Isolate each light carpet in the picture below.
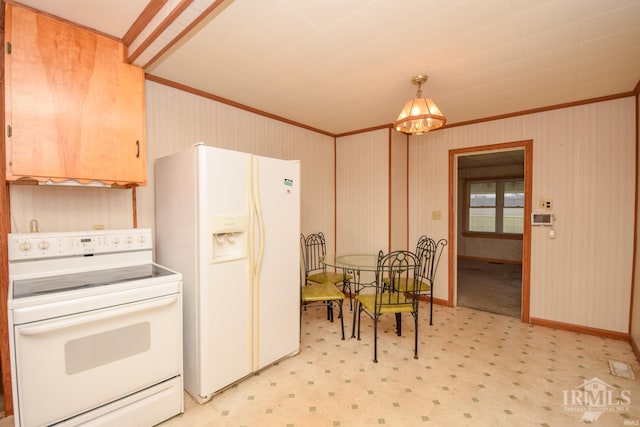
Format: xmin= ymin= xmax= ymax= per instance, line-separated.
xmin=457 ymin=258 xmax=522 ymax=319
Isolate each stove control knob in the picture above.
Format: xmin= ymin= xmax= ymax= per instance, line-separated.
xmin=39 ymin=241 xmax=49 ymax=250
xmin=20 ymin=242 xmax=31 ymax=251
xmin=125 ymin=236 xmax=133 ymax=244
xmin=138 ymin=235 xmax=146 ymax=243
xmin=112 ymin=238 xmax=121 ymax=245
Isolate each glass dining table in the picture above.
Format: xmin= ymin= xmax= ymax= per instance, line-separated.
xmin=321 ymin=253 xmax=380 ymax=273
xmin=321 ymin=253 xmax=381 ymax=338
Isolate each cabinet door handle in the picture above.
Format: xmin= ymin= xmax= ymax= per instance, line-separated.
xmin=136 ymin=140 xmax=140 ymax=158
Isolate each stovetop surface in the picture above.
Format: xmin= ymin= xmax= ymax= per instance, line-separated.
xmin=11 ymin=264 xmax=176 ymax=299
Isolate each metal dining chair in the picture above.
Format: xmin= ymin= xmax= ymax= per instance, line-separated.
xmin=383 ymin=235 xmax=447 ymax=325
xmin=300 ymin=234 xmax=345 ymax=339
xmin=355 ymin=250 xmax=420 ymax=363
xmin=302 ymin=232 xmax=353 ymax=309
xmin=415 ymin=236 xmax=447 ymax=325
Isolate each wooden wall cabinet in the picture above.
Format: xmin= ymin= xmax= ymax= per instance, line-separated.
xmin=4 ymin=4 xmax=147 ymax=185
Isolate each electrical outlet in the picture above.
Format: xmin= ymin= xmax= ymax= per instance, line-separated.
xmin=539 ymin=199 xmax=553 ymax=210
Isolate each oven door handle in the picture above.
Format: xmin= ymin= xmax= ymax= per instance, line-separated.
xmin=17 ymin=295 xmax=179 ymax=336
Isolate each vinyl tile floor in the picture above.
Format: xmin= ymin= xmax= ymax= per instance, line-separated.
xmin=158 ymin=302 xmax=640 ymax=427
xmin=2 ymin=302 xmax=638 ymax=427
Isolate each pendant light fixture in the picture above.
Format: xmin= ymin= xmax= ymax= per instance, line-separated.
xmin=393 ymin=74 xmax=446 ymax=135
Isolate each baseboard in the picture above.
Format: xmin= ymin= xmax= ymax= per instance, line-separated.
xmin=416 ymin=295 xmax=449 ymax=307
xmin=530 ymin=317 xmax=629 ymax=341
xmin=458 ymin=255 xmax=522 ymax=265
xmin=630 ymin=335 xmax=640 ymax=362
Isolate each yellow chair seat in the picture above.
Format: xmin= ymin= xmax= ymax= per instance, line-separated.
xmin=302 ymin=282 xmax=345 ymax=302
xmin=355 ymin=293 xmax=414 ymax=314
xmin=383 ymin=277 xmax=431 ymax=293
xmin=307 ymin=271 xmax=352 ymax=284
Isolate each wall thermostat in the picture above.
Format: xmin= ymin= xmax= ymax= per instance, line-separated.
xmin=532 ymin=211 xmax=553 ymax=226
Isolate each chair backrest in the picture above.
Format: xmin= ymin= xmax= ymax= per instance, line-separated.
xmin=303 ymin=232 xmax=328 ymax=277
xmin=375 ymin=250 xmax=420 ymax=311
xmin=300 ymin=233 xmax=307 ymax=288
xmin=415 ymin=235 xmax=448 ymax=284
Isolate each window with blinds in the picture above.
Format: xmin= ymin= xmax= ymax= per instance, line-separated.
xmin=466 ymin=179 xmax=524 ymax=235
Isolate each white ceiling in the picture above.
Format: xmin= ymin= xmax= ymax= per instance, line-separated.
xmin=14 ymin=0 xmax=640 ymax=135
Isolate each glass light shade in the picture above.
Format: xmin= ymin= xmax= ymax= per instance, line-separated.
xmin=393 ymin=96 xmax=446 ymax=135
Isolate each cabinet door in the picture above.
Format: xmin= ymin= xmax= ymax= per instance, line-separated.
xmin=5 ymin=5 xmax=146 ymax=185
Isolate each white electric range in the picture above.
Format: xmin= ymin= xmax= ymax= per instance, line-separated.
xmin=7 ymin=228 xmax=183 ymax=427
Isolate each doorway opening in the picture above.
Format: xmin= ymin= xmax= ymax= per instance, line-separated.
xmin=448 ymin=141 xmax=532 ymax=322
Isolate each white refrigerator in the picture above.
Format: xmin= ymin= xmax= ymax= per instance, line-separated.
xmin=155 ymin=144 xmax=300 ymax=403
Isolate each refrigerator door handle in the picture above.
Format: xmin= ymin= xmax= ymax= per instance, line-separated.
xmin=248 ymin=156 xmax=255 ymax=279
xmin=252 ymin=156 xmax=265 ymax=279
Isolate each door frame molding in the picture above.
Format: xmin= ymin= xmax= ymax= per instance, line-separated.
xmin=448 ymin=140 xmax=532 ymax=323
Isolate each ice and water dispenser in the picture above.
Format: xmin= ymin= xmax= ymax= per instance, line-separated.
xmin=211 ymin=216 xmax=247 ymax=263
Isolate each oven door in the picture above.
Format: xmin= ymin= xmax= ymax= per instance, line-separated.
xmin=13 ymin=293 xmax=181 ymax=427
